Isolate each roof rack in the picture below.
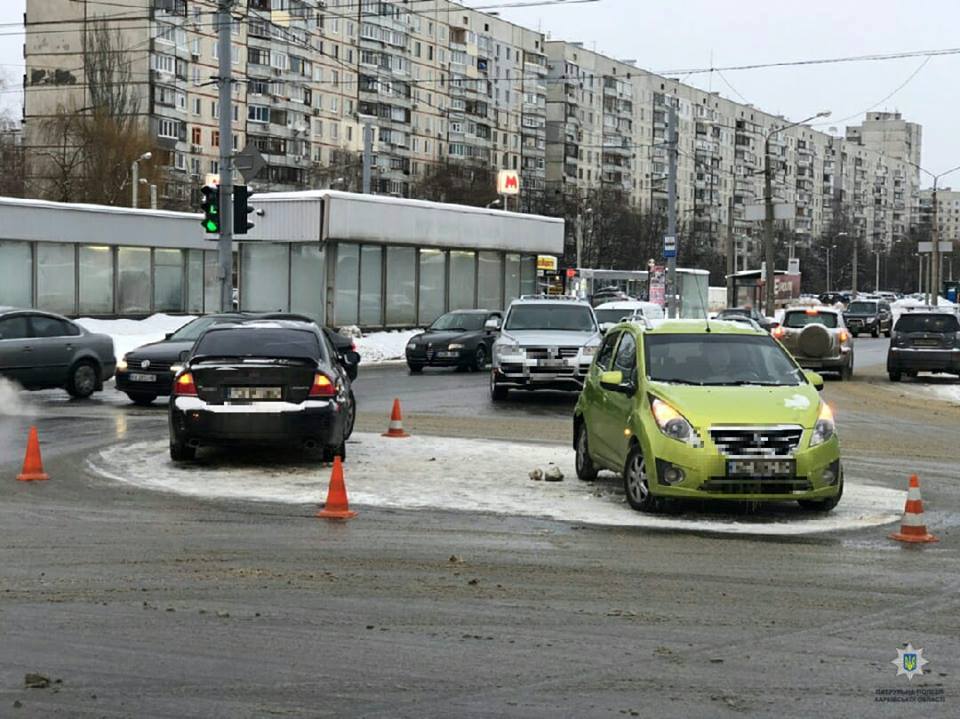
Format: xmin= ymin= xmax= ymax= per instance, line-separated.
xmin=517 ymin=294 xmax=585 ymax=301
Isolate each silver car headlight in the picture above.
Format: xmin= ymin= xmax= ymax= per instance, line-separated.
xmin=650 ymin=397 xmax=702 ymax=447
xmin=581 ymin=345 xmax=598 ymax=357
xmin=810 ymin=402 xmax=835 ymax=447
xmin=494 ymin=341 xmax=521 ymax=362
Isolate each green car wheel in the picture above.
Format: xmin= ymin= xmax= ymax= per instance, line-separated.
xmin=575 ymin=423 xmax=598 ymax=482
xmin=624 ymin=445 xmax=658 ymax=513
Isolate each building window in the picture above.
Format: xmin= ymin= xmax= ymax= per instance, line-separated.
xmin=248 ymin=105 xmax=270 ymax=123
xmin=158 ymin=118 xmax=180 ymax=139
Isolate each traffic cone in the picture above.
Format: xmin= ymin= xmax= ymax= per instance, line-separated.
xmin=889 ymin=475 xmax=938 ymax=544
xmin=382 ymin=398 xmax=410 ymax=438
xmin=16 ymin=426 xmax=49 ymax=482
xmin=317 ymin=456 xmax=357 ymax=520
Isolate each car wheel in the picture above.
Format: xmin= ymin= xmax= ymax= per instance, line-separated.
xmin=472 ymin=345 xmax=487 ymax=372
xmin=839 ymin=362 xmax=853 ymax=381
xmin=127 ymin=392 xmax=157 ymax=406
xmin=575 ymin=422 xmax=598 ymax=482
xmin=490 ymin=372 xmax=508 ymax=401
xmin=66 ymin=360 xmax=98 ymax=399
xmin=170 ymin=439 xmax=196 ymax=462
xmin=343 ymin=391 xmax=356 ymax=440
xmin=798 ymin=478 xmax=843 ymax=512
xmin=888 ymin=370 xmax=902 ymax=382
xmin=623 ymin=444 xmax=658 ymax=512
xmin=884 ymin=328 xmax=892 ymax=338
xmin=871 ymin=327 xmax=879 ymax=338
xmin=408 ymin=363 xmax=424 ymax=374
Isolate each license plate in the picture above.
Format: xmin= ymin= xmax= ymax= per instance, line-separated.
xmin=538 ymin=359 xmax=566 ymax=368
xmin=437 ymin=351 xmax=458 ymax=358
xmin=227 ymin=386 xmax=282 ymax=400
xmin=727 ymin=459 xmax=795 ymax=477
xmin=129 ymin=373 xmax=156 ymax=383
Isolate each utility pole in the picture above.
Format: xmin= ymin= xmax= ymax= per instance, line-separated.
xmin=851 ymin=229 xmax=858 ymax=296
xmin=216 ymin=0 xmax=235 ymax=312
xmin=726 ymin=194 xmax=735 ymax=306
xmin=358 ymin=114 xmax=377 ymax=194
xmin=931 ymin=181 xmax=939 ymax=305
xmin=666 ymin=97 xmax=678 ymax=319
xmin=762 ymin=132 xmax=775 ymax=316
xmin=875 ymin=243 xmax=881 ymax=292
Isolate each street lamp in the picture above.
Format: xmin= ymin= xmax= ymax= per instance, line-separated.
xmin=906 ymin=161 xmax=960 ymax=305
xmin=826 ymin=243 xmax=838 ymax=293
xmin=131 ymin=151 xmax=152 ymax=208
xmin=763 ymin=111 xmax=831 ymax=315
xmin=486 ymin=197 xmax=503 ymax=209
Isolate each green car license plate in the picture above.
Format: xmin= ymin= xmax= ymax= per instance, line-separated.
xmin=727 ymin=459 xmax=795 ymax=477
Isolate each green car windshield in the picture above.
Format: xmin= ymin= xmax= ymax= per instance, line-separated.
xmin=645 ymin=334 xmax=802 ymax=386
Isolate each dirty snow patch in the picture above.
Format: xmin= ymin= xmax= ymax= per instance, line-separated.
xmin=88 ymin=434 xmax=904 ymax=535
xmin=783 ymin=394 xmax=811 ymax=410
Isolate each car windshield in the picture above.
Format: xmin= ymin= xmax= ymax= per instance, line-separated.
xmin=895 ymin=314 xmax=960 ymax=333
xmin=846 ymin=302 xmax=878 ymax=313
xmin=193 ymin=328 xmax=323 ymax=361
xmin=505 ymin=305 xmax=596 ymax=332
xmin=595 ymin=308 xmax=636 ymax=324
xmin=783 ymin=311 xmax=838 ymax=328
xmin=645 ymin=333 xmax=802 ymax=386
xmin=429 ymin=313 xmax=486 ymax=331
xmin=168 ymin=316 xmax=238 ymax=342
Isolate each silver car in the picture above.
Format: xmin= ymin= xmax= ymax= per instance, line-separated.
xmin=490 ymin=296 xmax=601 ymax=400
xmin=773 ymin=307 xmax=854 ymax=380
xmin=0 ymin=307 xmax=116 ymax=398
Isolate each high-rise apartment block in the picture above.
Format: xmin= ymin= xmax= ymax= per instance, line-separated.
xmin=21 ymin=0 xmax=923 ymax=254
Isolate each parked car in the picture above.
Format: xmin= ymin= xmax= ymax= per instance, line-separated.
xmin=405 ymin=309 xmax=502 ymax=373
xmin=715 ymin=314 xmax=763 ymax=331
xmin=0 ymin=307 xmax=115 ymax=399
xmin=490 ymin=296 xmax=601 ymax=400
xmin=118 ymin=312 xmax=359 ymax=405
xmin=818 ymin=292 xmax=850 ymax=307
xmin=168 ymin=320 xmax=358 ymax=462
xmin=715 ymin=306 xmax=777 ymax=332
xmin=773 ymin=307 xmax=854 ymax=380
xmin=843 ymin=299 xmax=893 ymax=338
xmin=590 ymin=288 xmax=632 ymax=307
xmin=594 ymin=300 xmax=665 ymax=331
xmin=573 ymin=319 xmax=842 ymax=513
xmin=886 ymin=310 xmax=960 ymax=382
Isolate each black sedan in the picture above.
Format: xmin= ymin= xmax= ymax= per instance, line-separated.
xmin=118 ymin=312 xmax=358 ymax=405
xmin=169 ymin=320 xmax=358 ymax=463
xmin=405 ymin=310 xmax=501 ymax=373
xmin=715 ymin=307 xmax=777 ymax=332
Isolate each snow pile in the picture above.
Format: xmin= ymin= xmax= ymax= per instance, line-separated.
xmin=76 ymin=314 xmax=194 ymax=360
xmin=89 ymin=433 xmax=906 ymax=536
xmin=355 ymin=329 xmax=421 ymax=364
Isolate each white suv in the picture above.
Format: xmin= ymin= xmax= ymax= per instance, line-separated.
xmin=490 ymin=296 xmax=602 ymax=400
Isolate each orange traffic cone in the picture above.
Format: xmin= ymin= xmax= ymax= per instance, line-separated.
xmin=382 ymin=398 xmax=410 ymax=438
xmin=889 ymin=475 xmax=938 ymax=544
xmin=317 ymin=456 xmax=357 ymax=520
xmin=17 ymin=426 xmax=49 ymax=482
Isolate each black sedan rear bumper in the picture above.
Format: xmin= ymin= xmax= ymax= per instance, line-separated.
xmin=169 ymin=396 xmax=346 ymax=448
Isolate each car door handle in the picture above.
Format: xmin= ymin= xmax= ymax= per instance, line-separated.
xmin=65 ymin=345 xmax=73 ymax=351
xmin=22 ymin=346 xmax=32 ymax=352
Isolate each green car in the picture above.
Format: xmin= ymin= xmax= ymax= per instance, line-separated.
xmin=573 ymin=319 xmax=843 ymax=512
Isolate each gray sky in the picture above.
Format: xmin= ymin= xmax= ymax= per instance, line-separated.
xmin=2 ymin=0 xmax=956 ymax=187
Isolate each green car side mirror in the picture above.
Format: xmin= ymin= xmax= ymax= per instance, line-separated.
xmin=804 ymin=369 xmax=824 ymax=391
xmin=600 ymin=370 xmax=636 ymax=395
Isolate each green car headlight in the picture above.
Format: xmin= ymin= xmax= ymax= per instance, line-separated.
xmin=650 ymin=397 xmax=701 ymax=447
xmin=810 ymin=402 xmax=835 ymax=447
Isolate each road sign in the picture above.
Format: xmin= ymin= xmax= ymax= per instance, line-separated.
xmin=234 ymin=145 xmax=267 ymax=183
xmin=918 ymin=241 xmax=953 ymax=254
xmin=537 ymin=255 xmax=558 ymax=272
xmin=497 ymin=170 xmax=520 ymax=196
xmin=663 ymin=235 xmax=677 ymax=258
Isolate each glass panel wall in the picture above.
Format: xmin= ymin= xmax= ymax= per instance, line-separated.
xmin=36 ymin=243 xmax=75 ymax=315
xmin=504 ymin=253 xmax=521 ymax=307
xmin=78 ymin=246 xmax=114 ymax=314
xmin=203 ymin=251 xmax=219 ymax=312
xmin=117 ymin=247 xmax=151 ymax=314
xmin=333 ymin=242 xmax=360 ymax=326
xmin=520 ymin=255 xmax=537 ymax=296
xmin=477 ymin=251 xmax=503 ymax=310
xmin=186 ymin=250 xmax=204 ymax=313
xmin=418 ymin=248 xmax=446 ymax=325
xmin=153 ymin=249 xmax=184 ymax=312
xmin=0 ymin=241 xmax=32 ymax=307
xmin=448 ymin=250 xmax=475 ymax=310
xmin=359 ymin=245 xmax=383 ymax=327
xmin=385 ymin=246 xmax=416 ymax=325
xmin=240 ymin=243 xmax=289 ymax=312
xmin=290 ymin=244 xmax=324 ymax=320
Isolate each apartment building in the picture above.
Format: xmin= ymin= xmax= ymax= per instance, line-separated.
xmin=920 ymin=188 xmax=960 ymax=244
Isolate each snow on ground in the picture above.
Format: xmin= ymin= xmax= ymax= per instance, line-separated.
xmin=891 ymin=296 xmax=957 ymax=324
xmin=75 ymin=314 xmax=420 ymax=364
xmin=76 ymin=314 xmax=194 ymax=360
xmin=884 ymin=377 xmax=960 ymax=406
xmin=88 ymin=432 xmax=905 ymax=536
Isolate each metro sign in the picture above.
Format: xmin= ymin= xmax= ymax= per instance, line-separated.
xmin=497 ymin=170 xmax=520 ymax=196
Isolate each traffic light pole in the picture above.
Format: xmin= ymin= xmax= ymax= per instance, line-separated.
xmin=666 ymin=98 xmax=678 ymax=319
xmin=217 ymin=0 xmax=235 ymax=312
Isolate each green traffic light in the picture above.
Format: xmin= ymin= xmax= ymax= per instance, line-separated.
xmin=205 ymin=220 xmax=219 ymax=232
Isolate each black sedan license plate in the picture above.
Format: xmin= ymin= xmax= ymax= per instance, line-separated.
xmin=227 ymin=386 xmax=282 ymax=400
xmin=727 ymin=459 xmax=795 ymax=477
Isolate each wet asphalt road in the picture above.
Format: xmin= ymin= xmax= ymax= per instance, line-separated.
xmin=1 ymin=336 xmax=959 ymax=717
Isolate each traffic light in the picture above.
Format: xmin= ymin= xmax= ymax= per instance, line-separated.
xmin=233 ymin=184 xmax=255 ymax=235
xmin=200 ymin=184 xmax=220 ymax=234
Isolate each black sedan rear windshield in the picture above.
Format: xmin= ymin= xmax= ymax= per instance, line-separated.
xmin=645 ymin=334 xmax=801 ymax=386
xmin=193 ymin=328 xmax=323 ymax=361
xmin=895 ymin=314 xmax=960 ymax=333
xmin=783 ymin=311 xmax=838 ymax=328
